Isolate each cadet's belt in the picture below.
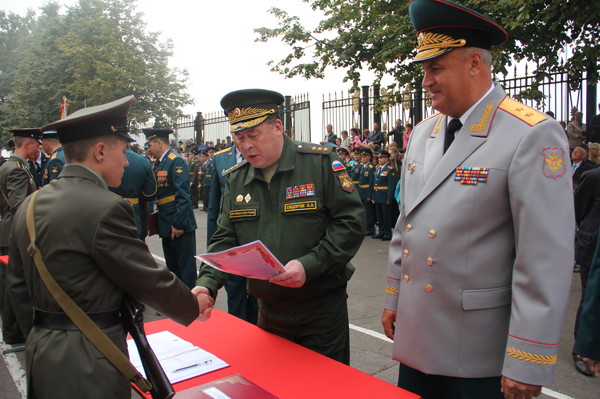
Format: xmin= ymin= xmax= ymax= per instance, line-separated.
xmin=156 ymin=195 xmax=175 ymax=205
xmin=358 ymin=184 xmax=370 ymax=188
xmin=34 ymin=308 xmax=121 ymax=331
xmin=374 ymin=186 xmax=388 ymax=190
xmin=124 ymin=197 xmax=139 ymax=205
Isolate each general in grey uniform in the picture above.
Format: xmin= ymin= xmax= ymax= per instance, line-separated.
xmin=382 ymin=1 xmax=575 ymax=398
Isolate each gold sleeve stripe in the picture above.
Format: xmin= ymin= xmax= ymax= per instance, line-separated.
xmin=506 ymin=347 xmax=557 ymax=365
xmin=385 ymin=286 xmax=399 ymax=295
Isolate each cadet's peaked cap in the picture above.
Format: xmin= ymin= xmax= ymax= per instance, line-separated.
xmin=220 ymin=89 xmax=284 ymax=134
xmin=9 ymin=128 xmax=42 ymax=142
xmin=42 ymin=130 xmax=59 ymax=140
xmin=378 ymin=149 xmax=391 ymax=157
xmin=361 ymin=148 xmax=373 ymax=156
xmin=142 ymin=128 xmax=173 ymax=142
xmin=409 ymin=0 xmax=507 ymax=62
xmin=42 ymin=95 xmax=135 ymax=144
xmin=337 ymin=147 xmax=349 ymax=155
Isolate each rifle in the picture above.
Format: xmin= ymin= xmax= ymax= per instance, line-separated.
xmin=122 ymin=296 xmax=175 ymax=399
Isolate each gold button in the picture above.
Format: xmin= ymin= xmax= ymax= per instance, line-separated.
xmin=425 ymin=284 xmax=433 ymax=293
xmin=426 ymin=257 xmax=433 ymax=266
xmin=403 ymin=249 xmax=409 ymax=257
xmin=403 ymin=275 xmax=410 ymax=283
xmin=428 ymin=229 xmax=436 ymax=238
xmin=406 ymin=224 xmax=413 ymax=232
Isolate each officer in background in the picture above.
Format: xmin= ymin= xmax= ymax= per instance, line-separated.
xmin=7 ymin=96 xmax=211 ymax=399
xmin=207 ymin=141 xmax=258 ymax=324
xmin=195 ymin=89 xmax=365 ymax=364
xmin=108 ymin=144 xmax=157 ymax=240
xmin=144 ymin=128 xmax=198 ymax=288
xmin=371 ymin=150 xmax=398 ymax=241
xmin=187 ymin=149 xmax=201 ymax=209
xmin=0 ymin=128 xmax=40 ymax=344
xmin=41 ymin=130 xmax=65 ymax=186
xmin=382 ymin=1 xmax=574 ymax=398
xmin=358 ymin=148 xmax=376 ymax=235
xmin=201 ymin=147 xmax=215 ymax=212
xmin=349 ymin=147 xmax=364 ymax=181
xmin=28 ymin=141 xmax=47 ymax=189
xmin=336 ymin=147 xmax=352 ymax=172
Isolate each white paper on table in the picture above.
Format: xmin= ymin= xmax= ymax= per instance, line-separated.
xmin=127 ymin=330 xmax=229 ymax=384
xmin=195 ymin=240 xmax=285 ymax=280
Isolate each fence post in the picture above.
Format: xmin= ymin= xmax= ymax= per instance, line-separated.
xmin=412 ymin=84 xmax=423 ymax=125
xmin=284 ymin=95 xmax=292 ymax=136
xmin=361 ymin=85 xmax=370 ymax=131
xmin=586 ymin=63 xmax=598 ymax=129
xmin=373 ymin=85 xmax=381 ymax=127
xmin=194 ymin=112 xmax=203 ymax=144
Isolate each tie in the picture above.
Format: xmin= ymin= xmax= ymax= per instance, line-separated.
xmin=444 ymin=118 xmax=462 ymax=153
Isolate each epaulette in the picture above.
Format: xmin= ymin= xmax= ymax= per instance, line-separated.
xmin=223 ymin=160 xmax=248 ymax=176
xmin=167 ymin=152 xmax=178 ymax=160
xmin=214 ymin=147 xmax=230 ymax=156
xmin=498 ymin=97 xmax=547 ymax=126
xmin=296 ymin=142 xmax=332 ymax=154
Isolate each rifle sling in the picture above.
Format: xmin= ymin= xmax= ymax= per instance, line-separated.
xmin=25 ymin=190 xmax=152 ymax=394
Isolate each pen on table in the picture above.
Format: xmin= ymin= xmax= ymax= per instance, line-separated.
xmin=174 ymin=359 xmax=213 ymax=372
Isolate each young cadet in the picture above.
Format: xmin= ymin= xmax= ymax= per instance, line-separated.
xmin=382 ymin=1 xmax=574 ymax=398
xmin=194 ymin=89 xmax=365 ymax=364
xmin=7 ymin=96 xmax=212 ymax=399
xmin=371 ymin=149 xmax=398 ymax=241
xmin=40 ymin=130 xmax=65 ymax=185
xmin=358 ymin=148 xmax=376 ymax=235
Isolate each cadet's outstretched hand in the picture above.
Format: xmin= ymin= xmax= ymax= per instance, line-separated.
xmin=191 ymin=286 xmax=214 ymax=321
xmin=501 ymin=376 xmax=541 ymax=399
xmin=269 ymin=259 xmax=306 ymax=288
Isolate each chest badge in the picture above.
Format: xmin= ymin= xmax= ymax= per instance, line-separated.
xmin=236 ymin=195 xmax=244 ymax=203
xmin=244 ymin=193 xmax=251 ymax=203
xmin=454 ymin=167 xmax=489 ymax=185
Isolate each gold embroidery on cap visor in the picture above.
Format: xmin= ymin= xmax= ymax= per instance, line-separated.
xmin=227 ymin=106 xmax=276 ymax=133
xmin=414 ymin=32 xmax=467 ymax=61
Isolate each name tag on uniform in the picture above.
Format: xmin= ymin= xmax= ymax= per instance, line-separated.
xmin=230 ymin=209 xmax=257 ymax=219
xmin=283 ymin=200 xmax=317 ymax=213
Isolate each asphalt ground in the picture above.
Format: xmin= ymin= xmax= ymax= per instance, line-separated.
xmin=1 ymin=207 xmax=599 ymax=398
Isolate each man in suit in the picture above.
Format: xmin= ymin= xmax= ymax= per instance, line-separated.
xmin=0 ymin=128 xmax=41 ymax=344
xmin=144 ymin=128 xmax=198 ymax=288
xmin=41 ymin=130 xmax=65 ymax=185
xmin=7 ymin=96 xmax=213 ymax=399
xmin=207 ymin=143 xmax=258 ymax=324
xmin=381 ymin=1 xmax=575 ymax=398
xmin=571 ymin=146 xmax=596 ymax=191
xmin=572 ymin=167 xmax=600 ymax=375
xmin=108 ymin=145 xmax=157 ymax=240
xmin=367 ymin=122 xmax=384 ymax=146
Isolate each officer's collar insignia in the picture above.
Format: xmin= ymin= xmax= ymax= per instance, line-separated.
xmin=244 ymin=193 xmax=251 ymax=203
xmin=454 ymin=167 xmax=489 ymax=185
xmin=286 ymin=184 xmax=315 ymax=200
xmin=469 ymin=103 xmax=495 ymax=136
xmin=337 ymin=172 xmax=355 ymax=193
xmin=542 ymin=147 xmax=566 ymax=179
xmin=332 ymin=160 xmax=346 ymax=172
xmin=236 ymin=195 xmax=244 ymax=203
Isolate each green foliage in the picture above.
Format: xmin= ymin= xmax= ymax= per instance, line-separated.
xmin=0 ymin=0 xmax=192 ymax=146
xmin=255 ymin=0 xmax=599 ymax=104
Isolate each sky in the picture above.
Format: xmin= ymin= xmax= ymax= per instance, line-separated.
xmin=1 ymin=0 xmax=379 ymax=139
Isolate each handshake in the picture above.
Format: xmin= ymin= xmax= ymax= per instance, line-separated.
xmin=191 ymin=286 xmax=214 ymax=321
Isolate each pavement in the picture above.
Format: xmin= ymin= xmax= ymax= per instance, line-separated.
xmin=1 ymin=207 xmax=599 ymax=398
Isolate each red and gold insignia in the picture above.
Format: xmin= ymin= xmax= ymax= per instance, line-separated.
xmin=337 ymin=172 xmax=354 ymax=193
xmin=175 ymin=166 xmax=183 ymax=174
xmin=541 ymin=147 xmax=566 ymax=178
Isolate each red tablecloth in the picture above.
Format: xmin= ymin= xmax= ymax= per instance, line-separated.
xmin=0 ymin=255 xmax=8 ymax=265
xmin=141 ymin=309 xmax=419 ymax=398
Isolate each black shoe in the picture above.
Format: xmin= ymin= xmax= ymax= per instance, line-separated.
xmin=573 ymin=353 xmax=593 ymax=376
xmin=372 ymin=234 xmax=384 ymax=239
xmin=381 ymin=236 xmax=392 ymax=241
xmin=365 ymin=231 xmax=375 ymax=236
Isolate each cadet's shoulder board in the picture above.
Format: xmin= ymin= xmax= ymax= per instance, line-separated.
xmin=498 ymin=97 xmax=547 ymax=126
xmin=223 ymin=160 xmax=248 ymax=176
xmin=214 ymin=148 xmax=230 ymax=156
xmin=296 ymin=142 xmax=332 ymax=154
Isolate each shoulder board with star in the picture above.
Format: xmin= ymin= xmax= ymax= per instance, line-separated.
xmin=498 ymin=97 xmax=548 ymax=126
xmin=214 ymin=148 xmax=230 ymax=156
xmin=223 ymin=160 xmax=248 ymax=176
xmin=167 ymin=152 xmax=178 ymax=160
xmin=296 ymin=142 xmax=332 ymax=154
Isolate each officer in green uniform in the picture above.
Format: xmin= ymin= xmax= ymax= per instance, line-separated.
xmin=194 ymin=89 xmax=365 ymax=364
xmin=201 ymin=147 xmax=215 ymax=211
xmin=187 ymin=149 xmax=201 ymax=208
xmin=357 ymin=148 xmax=376 ymax=235
xmin=371 ymin=150 xmax=398 ymax=241
xmin=336 ymin=147 xmax=352 ymax=173
xmin=41 ymin=130 xmax=65 ymax=185
xmin=0 ymin=128 xmax=40 ymax=344
xmin=349 ymin=147 xmax=364 ymax=183
xmin=7 ymin=96 xmax=212 ymax=399
xmin=144 ymin=128 xmax=198 ymax=288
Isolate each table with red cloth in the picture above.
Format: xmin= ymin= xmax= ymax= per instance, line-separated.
xmin=139 ymin=309 xmax=419 ymax=398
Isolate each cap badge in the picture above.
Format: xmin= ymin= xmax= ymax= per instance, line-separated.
xmin=416 ymin=32 xmax=466 ymax=61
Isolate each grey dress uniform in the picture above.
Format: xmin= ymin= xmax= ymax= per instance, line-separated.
xmin=385 ymin=84 xmax=575 ymax=386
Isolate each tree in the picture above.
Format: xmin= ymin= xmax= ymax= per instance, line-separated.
xmin=255 ymin=0 xmax=599 ymax=106
xmin=0 ymin=0 xmax=192 ymax=145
